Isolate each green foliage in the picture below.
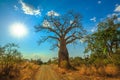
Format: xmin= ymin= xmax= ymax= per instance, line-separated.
xmin=51 ymin=57 xmax=58 ymax=64
xmin=84 ymin=16 xmax=120 ymax=66
xmin=111 ymin=49 xmax=120 ymax=65
xmin=70 ymin=57 xmax=84 ymax=66
xmin=86 ymin=49 xmax=120 ymax=67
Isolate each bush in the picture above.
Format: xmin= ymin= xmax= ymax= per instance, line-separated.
xmin=90 ymin=66 xmax=97 ymax=75
xmin=97 ymin=66 xmax=106 ymax=76
xmin=70 ymin=57 xmax=84 ymax=66
xmin=105 ymin=64 xmax=119 ymax=76
xmin=0 ymin=43 xmax=22 ymax=80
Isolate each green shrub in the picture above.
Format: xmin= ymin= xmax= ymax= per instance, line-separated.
xmin=70 ymin=57 xmax=84 ymax=66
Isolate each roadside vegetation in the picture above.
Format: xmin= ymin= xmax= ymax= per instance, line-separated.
xmin=0 ymin=43 xmax=42 ymax=80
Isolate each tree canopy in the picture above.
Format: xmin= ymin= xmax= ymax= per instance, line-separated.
xmin=85 ymin=16 xmax=120 ymax=60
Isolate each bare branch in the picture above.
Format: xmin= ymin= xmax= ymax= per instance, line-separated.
xmin=48 ymin=36 xmax=60 ymax=41
xmin=50 ymin=43 xmax=60 ymax=50
xmin=37 ymin=37 xmax=49 ymax=45
xmin=35 ymin=25 xmax=61 ymax=37
xmin=66 ymin=36 xmax=81 ymax=44
xmin=64 ymin=17 xmax=82 ymax=37
xmin=65 ymin=32 xmax=76 ymax=41
xmin=35 ymin=11 xmax=85 ymax=48
xmin=66 ymin=37 xmax=76 ymax=44
xmin=53 ymin=21 xmax=63 ymax=36
xmin=64 ymin=20 xmax=76 ymax=36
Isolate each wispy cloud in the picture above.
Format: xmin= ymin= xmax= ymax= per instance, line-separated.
xmin=90 ymin=17 xmax=96 ymax=22
xmin=14 ymin=5 xmax=19 ymax=10
xmin=98 ymin=1 xmax=101 ymax=4
xmin=47 ymin=10 xmax=59 ymax=16
xmin=114 ymin=5 xmax=120 ymax=12
xmin=42 ymin=20 xmax=50 ymax=27
xmin=19 ymin=0 xmax=41 ymax=16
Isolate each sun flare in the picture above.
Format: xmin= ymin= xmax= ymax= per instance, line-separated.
xmin=10 ymin=22 xmax=28 ymax=38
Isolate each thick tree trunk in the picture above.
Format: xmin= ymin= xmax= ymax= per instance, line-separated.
xmin=58 ymin=38 xmax=71 ymax=69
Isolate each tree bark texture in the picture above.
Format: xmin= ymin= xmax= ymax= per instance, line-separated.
xmin=58 ymin=38 xmax=71 ymax=68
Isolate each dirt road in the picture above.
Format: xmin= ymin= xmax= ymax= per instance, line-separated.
xmin=33 ymin=65 xmax=60 ymax=80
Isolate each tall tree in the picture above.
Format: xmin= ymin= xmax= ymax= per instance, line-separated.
xmin=35 ymin=11 xmax=85 ymax=68
xmin=85 ymin=16 xmax=120 ymax=59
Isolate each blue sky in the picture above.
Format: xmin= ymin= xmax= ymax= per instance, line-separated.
xmin=0 ymin=0 xmax=120 ymax=61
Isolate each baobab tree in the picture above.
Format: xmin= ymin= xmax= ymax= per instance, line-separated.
xmin=35 ymin=11 xmax=85 ymax=68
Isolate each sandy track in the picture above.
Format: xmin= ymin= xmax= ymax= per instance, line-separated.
xmin=33 ymin=65 xmax=60 ymax=80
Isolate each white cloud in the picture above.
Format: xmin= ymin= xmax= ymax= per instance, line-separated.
xmin=115 ymin=4 xmax=119 ymax=7
xmin=91 ymin=27 xmax=97 ymax=32
xmin=14 ymin=5 xmax=18 ymax=10
xmin=80 ymin=38 xmax=85 ymax=43
xmin=91 ymin=28 xmax=95 ymax=32
xmin=80 ymin=36 xmax=88 ymax=43
xmin=114 ymin=5 xmax=120 ymax=12
xmin=90 ymin=17 xmax=96 ymax=22
xmin=42 ymin=20 xmax=50 ymax=27
xmin=112 ymin=13 xmax=119 ymax=16
xmin=98 ymin=1 xmax=101 ymax=4
xmin=47 ymin=10 xmax=59 ymax=16
xmin=107 ymin=13 xmax=119 ymax=18
xmin=70 ymin=20 xmax=73 ymax=24
xmin=107 ymin=14 xmax=111 ymax=17
xmin=19 ymin=0 xmax=41 ymax=16
xmin=117 ymin=18 xmax=120 ymax=22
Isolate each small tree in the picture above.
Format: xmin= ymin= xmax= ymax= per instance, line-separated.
xmin=35 ymin=11 xmax=85 ymax=68
xmin=0 ymin=43 xmax=22 ymax=78
xmin=36 ymin=58 xmax=43 ymax=65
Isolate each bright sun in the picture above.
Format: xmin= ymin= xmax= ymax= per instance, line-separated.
xmin=10 ymin=22 xmax=28 ymax=38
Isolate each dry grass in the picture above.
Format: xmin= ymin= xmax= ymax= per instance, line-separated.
xmin=52 ymin=64 xmax=120 ymax=80
xmin=79 ymin=65 xmax=87 ymax=75
xmin=2 ymin=63 xmax=119 ymax=80
xmin=105 ymin=64 xmax=119 ymax=76
xmin=0 ymin=62 xmax=38 ymax=80
xmin=0 ymin=63 xmax=20 ymax=80
xmin=17 ymin=62 xmax=40 ymax=80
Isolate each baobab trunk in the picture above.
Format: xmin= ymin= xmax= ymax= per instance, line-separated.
xmin=58 ymin=38 xmax=71 ymax=68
